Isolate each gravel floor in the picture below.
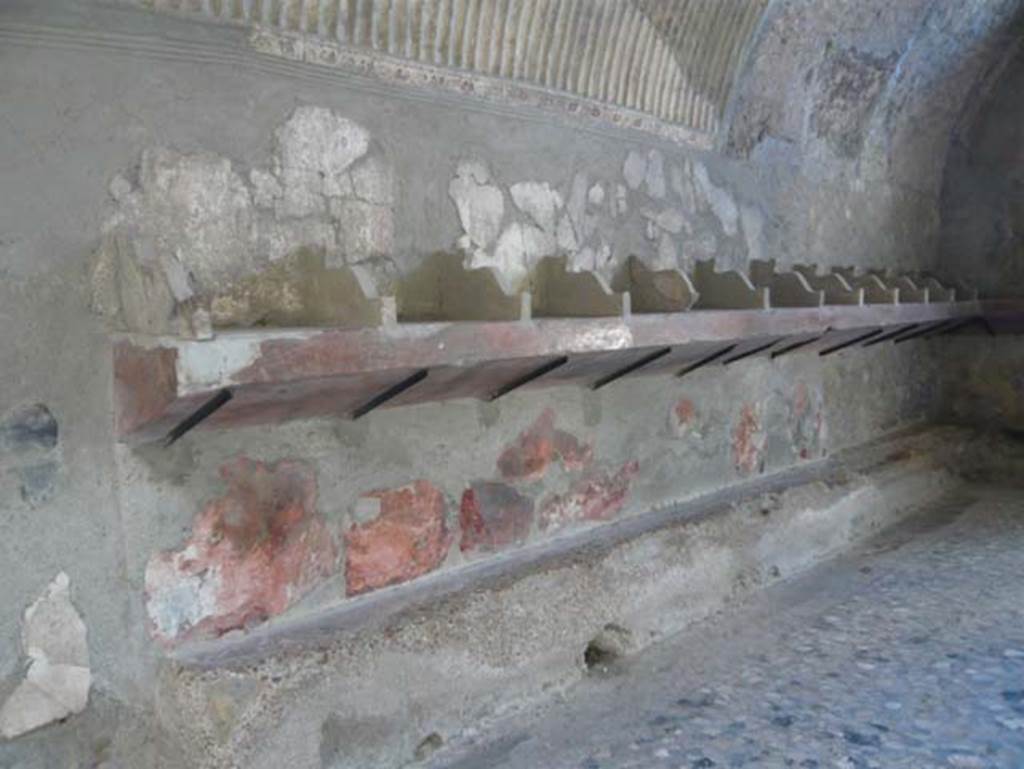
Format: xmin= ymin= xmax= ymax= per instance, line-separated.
xmin=431 ymin=486 xmax=1024 ymax=769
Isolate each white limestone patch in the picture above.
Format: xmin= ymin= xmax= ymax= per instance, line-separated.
xmin=257 ymin=215 xmax=337 ymax=264
xmin=741 ymin=205 xmax=765 ymax=263
xmin=144 ymin=556 xmax=221 ymax=642
xmin=159 ymin=250 xmax=196 ymax=302
xmin=449 ymin=160 xmax=505 ymax=252
xmin=177 ymin=336 xmax=264 ymax=391
xmin=483 ymin=222 xmax=556 ymax=288
xmin=623 ymin=150 xmax=647 ymax=190
xmin=657 ymin=233 xmax=678 ymax=269
xmin=614 ymin=184 xmax=628 ymax=217
xmin=556 ymin=215 xmax=578 ymax=253
xmin=510 ymin=181 xmax=563 ymax=233
xmin=138 ymin=148 xmax=258 ymax=286
xmin=694 ymin=162 xmax=739 ymax=237
xmin=351 ymin=155 xmax=395 ymax=206
xmin=647 ymin=208 xmax=687 ymax=235
xmin=566 ymin=172 xmax=590 ymax=240
xmin=330 ymin=199 xmax=394 ymax=263
xmin=250 ymin=168 xmax=283 ymax=208
xmin=274 ymin=105 xmax=370 ymax=213
xmin=644 ymin=149 xmax=666 ymax=199
xmin=94 ymin=106 xmax=397 ymax=334
xmin=108 ymin=173 xmax=133 ymax=202
xmin=0 ymin=573 xmax=91 ymax=740
xmin=569 ymin=238 xmax=611 ymax=273
xmin=670 ymin=161 xmax=698 ymax=213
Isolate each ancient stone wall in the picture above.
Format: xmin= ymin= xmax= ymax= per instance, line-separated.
xmin=0 ymin=0 xmax=1021 ymax=764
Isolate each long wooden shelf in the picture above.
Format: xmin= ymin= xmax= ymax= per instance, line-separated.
xmin=113 ymin=299 xmax=1022 ymax=445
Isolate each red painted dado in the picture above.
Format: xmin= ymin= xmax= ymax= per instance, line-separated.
xmin=345 ymin=480 xmax=453 ymax=596
xmin=144 ymin=457 xmax=338 ymax=646
xmin=460 ymin=482 xmax=535 ymax=553
xmin=733 ymin=403 xmax=766 ymax=475
xmin=497 ymin=408 xmax=593 ymax=481
xmin=789 ymin=381 xmax=826 ymax=460
xmin=539 ymin=460 xmax=640 ymax=530
xmin=674 ymin=398 xmax=696 ymax=427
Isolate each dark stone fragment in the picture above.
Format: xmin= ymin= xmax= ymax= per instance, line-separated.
xmin=692 ymin=759 xmax=715 ymax=769
xmin=810 ymin=47 xmax=897 ymax=158
xmin=1002 ymin=690 xmax=1024 ymax=713
xmin=0 ymin=404 xmax=58 ymax=454
xmin=18 ymin=461 xmax=58 ymax=506
xmin=842 ymin=729 xmax=881 ymax=748
xmin=772 ymin=715 xmax=795 ymax=728
xmin=676 ymin=694 xmax=715 ymax=708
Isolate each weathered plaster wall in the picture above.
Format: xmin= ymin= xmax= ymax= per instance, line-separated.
xmin=940 ymin=44 xmax=1024 ymax=297
xmin=0 ymin=0 xmax=1021 ymax=765
xmin=726 ymin=0 xmax=1024 ymax=275
xmin=935 ymin=41 xmax=1024 ymax=432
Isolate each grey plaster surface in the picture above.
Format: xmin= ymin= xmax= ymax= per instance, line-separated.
xmin=940 ymin=41 xmax=1024 ymax=298
xmin=429 ymin=485 xmax=1024 ymax=769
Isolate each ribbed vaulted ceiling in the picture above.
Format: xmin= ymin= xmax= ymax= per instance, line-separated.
xmin=139 ymin=0 xmax=768 ymax=134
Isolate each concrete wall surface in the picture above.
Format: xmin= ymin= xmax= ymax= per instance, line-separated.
xmin=1 ymin=0 xmax=1023 ymax=765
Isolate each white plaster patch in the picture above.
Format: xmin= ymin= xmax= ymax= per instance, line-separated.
xmin=680 ymin=229 xmax=720 ymax=269
xmin=274 ymin=106 xmax=370 ymax=203
xmin=0 ymin=573 xmax=91 ymax=739
xmin=670 ymin=161 xmax=698 ymax=213
xmin=96 ymin=107 xmax=396 ymax=333
xmin=139 ymin=148 xmax=258 ymax=286
xmin=657 ymin=233 xmax=678 ymax=269
xmin=330 ymin=199 xmax=393 ymax=262
xmin=457 ymin=158 xmax=491 ymax=185
xmin=741 ymin=205 xmax=765 ymax=263
xmin=478 ymin=222 xmax=556 ymax=288
xmin=571 ymin=245 xmax=597 ymax=272
xmin=449 ymin=160 xmax=505 ymax=250
xmin=510 ymin=181 xmax=563 ymax=233
xmin=353 ymin=496 xmax=383 ymax=524
xmin=645 ymin=150 xmax=666 ymax=199
xmin=256 ymin=215 xmax=337 ymax=263
xmin=569 ymin=239 xmax=611 ymax=273
xmin=556 ymin=214 xmax=578 ymax=253
xmin=693 ymin=162 xmax=739 ymax=237
xmin=566 ymin=172 xmax=588 ymax=237
xmin=623 ymin=150 xmax=647 ymax=190
xmin=648 ymin=208 xmax=686 ymax=235
xmin=614 ymin=184 xmax=629 ymax=217
xmin=177 ymin=337 xmax=263 ymax=391
xmin=144 ymin=558 xmax=221 ymax=641
xmin=250 ymin=168 xmax=282 ymax=208
xmin=350 ymin=155 xmax=394 ymax=206
xmin=108 ymin=173 xmax=133 ymax=202
xmin=587 ymin=183 xmax=605 ymax=207
xmin=159 ymin=250 xmax=195 ymax=302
